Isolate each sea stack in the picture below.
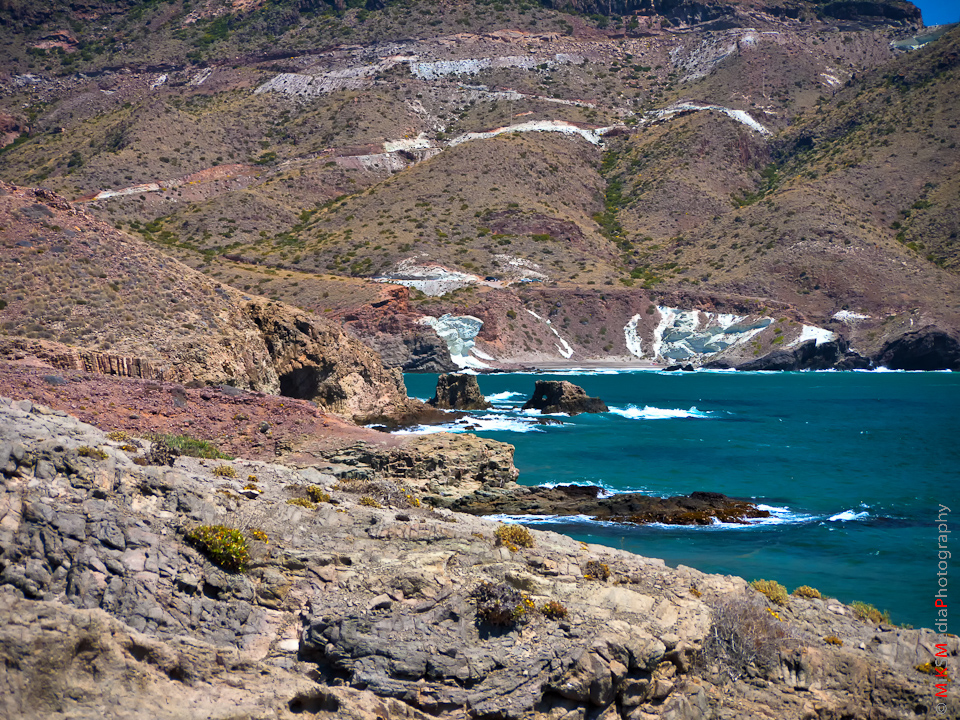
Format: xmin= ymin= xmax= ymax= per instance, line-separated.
xmin=522 ymin=380 xmax=608 ymax=415
xmin=428 ymin=373 xmax=491 ymax=410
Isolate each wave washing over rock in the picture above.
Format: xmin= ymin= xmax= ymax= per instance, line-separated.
xmin=0 ymin=395 xmax=957 ymax=720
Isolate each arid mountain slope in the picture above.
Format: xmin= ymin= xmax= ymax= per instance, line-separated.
xmin=0 ymin=0 xmax=957 ymax=368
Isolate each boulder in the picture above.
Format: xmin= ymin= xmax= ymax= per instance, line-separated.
xmin=521 ymin=380 xmax=608 ymax=415
xmin=428 ymin=373 xmax=490 ymax=410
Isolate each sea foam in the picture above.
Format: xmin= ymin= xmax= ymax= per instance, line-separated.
xmin=609 ymin=405 xmax=712 ymax=420
xmin=828 ymin=510 xmax=870 ymax=522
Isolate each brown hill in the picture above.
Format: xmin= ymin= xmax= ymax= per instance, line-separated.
xmin=0 ymin=182 xmax=411 ymax=418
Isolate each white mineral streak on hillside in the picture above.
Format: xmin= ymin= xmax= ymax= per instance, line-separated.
xmin=410 ymin=53 xmax=582 ymax=80
xmin=90 ymin=183 xmax=162 ymax=200
xmin=448 ymin=120 xmax=616 ymax=147
xmin=789 ymin=325 xmax=837 ymax=347
xmin=189 ymin=68 xmax=213 ymax=86
xmin=334 ymin=152 xmax=413 ymax=173
xmin=256 ymin=53 xmax=583 ymax=98
xmin=255 ymin=56 xmax=414 ymax=98
xmin=624 ymin=314 xmax=644 ymax=358
xmin=652 ymin=307 xmax=773 ymax=362
xmin=650 ymin=102 xmax=771 ymax=135
xmin=670 ymin=29 xmax=759 ymax=81
xmin=151 ymin=74 xmax=167 ymax=89
xmin=833 ymin=310 xmax=871 ymax=323
xmin=418 ymin=314 xmax=489 ymax=369
xmin=525 ymin=310 xmax=574 ymax=359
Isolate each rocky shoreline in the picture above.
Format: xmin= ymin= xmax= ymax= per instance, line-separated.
xmin=1 ymin=388 xmax=957 ymax=720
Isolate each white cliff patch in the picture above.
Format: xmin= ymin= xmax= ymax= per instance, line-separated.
xmin=375 ymin=258 xmax=478 ymax=296
xmin=833 ymin=310 xmax=871 ymax=323
xmin=383 ymin=133 xmax=435 ymax=152
xmin=151 ymin=74 xmax=167 ymax=89
xmin=418 ymin=314 xmax=489 ymax=369
xmin=525 ymin=310 xmax=573 ymax=359
xmin=652 ymin=307 xmax=773 ymax=363
xmin=789 ymin=325 xmax=837 ymax=347
xmin=624 ymin=314 xmax=644 ymax=358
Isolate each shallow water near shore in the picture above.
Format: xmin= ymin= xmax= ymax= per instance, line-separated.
xmin=402 ymin=370 xmax=960 ymax=629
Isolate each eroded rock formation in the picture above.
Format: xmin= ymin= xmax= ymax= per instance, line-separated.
xmin=522 ymin=380 xmax=609 ymax=415
xmin=428 ymin=373 xmax=491 ymax=410
xmin=244 ymin=300 xmax=411 ymax=420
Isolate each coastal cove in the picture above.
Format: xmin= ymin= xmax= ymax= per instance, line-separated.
xmin=402 ymin=370 xmax=960 ymax=630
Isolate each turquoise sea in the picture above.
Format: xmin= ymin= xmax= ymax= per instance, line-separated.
xmin=401 ymin=370 xmax=960 ymax=630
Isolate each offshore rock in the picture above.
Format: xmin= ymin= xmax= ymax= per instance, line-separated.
xmin=733 ymin=338 xmax=871 ymax=371
xmin=428 ymin=373 xmax=491 ymax=410
xmin=873 ymin=327 xmax=960 ymax=371
xmin=447 ymin=486 xmax=771 ymax=525
xmin=522 ymin=380 xmax=608 ymax=415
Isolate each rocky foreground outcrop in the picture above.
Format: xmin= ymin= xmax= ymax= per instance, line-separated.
xmin=0 ymin=397 xmax=957 ymax=720
xmin=522 ymin=380 xmax=609 ymax=415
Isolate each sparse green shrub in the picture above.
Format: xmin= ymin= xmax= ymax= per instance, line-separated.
xmin=77 ymin=446 xmax=108 ymax=460
xmin=583 ymin=560 xmax=610 ymax=581
xmin=824 ymin=635 xmax=843 ymax=646
xmin=792 ymin=585 xmax=822 ymax=599
xmin=851 ymin=601 xmax=891 ymax=624
xmin=213 ymin=465 xmax=237 ymax=478
xmin=359 ymin=496 xmax=382 ymax=508
xmin=185 ymin=525 xmax=249 ymax=572
xmin=540 ymin=600 xmax=569 ymax=620
xmin=751 ymin=579 xmax=789 ymax=606
xmin=471 ymin=581 xmax=534 ymax=627
xmin=107 ymin=430 xmax=130 ymax=442
xmin=495 ymin=523 xmax=534 ymax=550
xmin=151 ymin=433 xmax=231 ymax=460
xmin=306 ymin=486 xmax=331 ymax=503
xmin=690 ymin=586 xmax=703 ymax=598
xmin=286 ymin=498 xmax=316 ymax=509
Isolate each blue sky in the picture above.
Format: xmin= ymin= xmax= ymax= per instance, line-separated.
xmin=914 ymin=0 xmax=959 ymax=26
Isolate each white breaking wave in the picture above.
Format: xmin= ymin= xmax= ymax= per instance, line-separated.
xmin=389 ymin=413 xmax=554 ymax=435
xmin=608 ymin=405 xmax=713 ymax=420
xmin=828 ymin=510 xmax=870 ymax=522
xmin=487 ymin=391 xmax=526 ymax=402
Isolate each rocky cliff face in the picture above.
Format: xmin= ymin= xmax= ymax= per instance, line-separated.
xmin=0 ymin=397 xmax=956 ymax=720
xmin=244 ymin=300 xmax=411 ymax=420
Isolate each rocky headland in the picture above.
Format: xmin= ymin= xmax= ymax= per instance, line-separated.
xmin=0 ymin=383 xmax=956 ymax=720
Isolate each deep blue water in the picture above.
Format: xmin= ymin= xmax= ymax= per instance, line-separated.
xmin=402 ymin=370 xmax=960 ymax=629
